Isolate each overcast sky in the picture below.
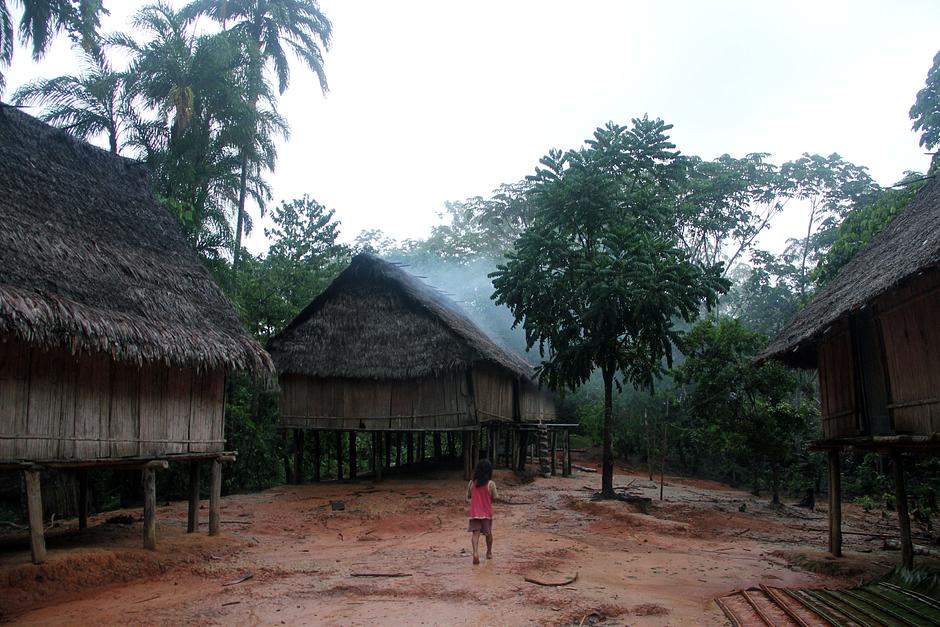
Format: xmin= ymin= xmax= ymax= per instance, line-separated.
xmin=5 ymin=0 xmax=939 ymax=256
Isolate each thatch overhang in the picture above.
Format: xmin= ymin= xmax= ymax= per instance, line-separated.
xmin=760 ymin=175 xmax=940 ymax=368
xmin=0 ymin=104 xmax=273 ymax=377
xmin=268 ymin=253 xmax=535 ymax=381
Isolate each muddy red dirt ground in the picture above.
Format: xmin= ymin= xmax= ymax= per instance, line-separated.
xmin=0 ymin=463 xmax=918 ymax=625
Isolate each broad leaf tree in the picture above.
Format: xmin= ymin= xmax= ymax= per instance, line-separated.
xmin=911 ymin=49 xmax=940 ymax=166
xmin=492 ymin=117 xmax=727 ymax=498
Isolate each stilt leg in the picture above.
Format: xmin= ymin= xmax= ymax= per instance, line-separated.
xmin=209 ymin=458 xmax=222 ymax=537
xmin=293 ymin=429 xmax=305 ymax=484
xmin=827 ymin=449 xmax=842 ymax=557
xmin=143 ymin=467 xmax=156 ymax=549
xmin=349 ymin=431 xmax=358 ymax=480
xmin=187 ymin=461 xmax=199 ymax=533
xmin=892 ymin=450 xmax=913 ymax=569
xmin=78 ymin=469 xmax=89 ymax=531
xmin=24 ymin=469 xmax=46 ymax=564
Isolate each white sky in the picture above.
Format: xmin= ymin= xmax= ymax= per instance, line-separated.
xmin=5 ymin=0 xmax=939 ymax=257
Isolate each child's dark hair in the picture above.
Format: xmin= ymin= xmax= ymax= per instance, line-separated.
xmin=473 ymin=458 xmax=493 ymax=487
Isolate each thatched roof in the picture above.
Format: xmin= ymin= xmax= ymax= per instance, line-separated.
xmin=761 ymin=174 xmax=940 ymax=367
xmin=268 ymin=253 xmax=535 ymax=380
xmin=0 ymin=104 xmax=273 ymax=376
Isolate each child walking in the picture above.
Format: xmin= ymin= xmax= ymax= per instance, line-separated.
xmin=467 ymin=458 xmax=497 ymax=565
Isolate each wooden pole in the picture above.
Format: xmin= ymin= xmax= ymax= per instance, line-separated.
xmin=462 ymin=432 xmax=471 ymax=480
xmin=564 ymin=429 xmax=572 ymax=476
xmin=375 ymin=432 xmax=384 ymax=482
xmin=143 ymin=466 xmax=156 ymax=550
xmin=418 ymin=432 xmax=425 ymax=463
xmin=827 ymin=449 xmax=842 ymax=557
xmin=396 ymin=432 xmax=402 ymax=467
xmin=447 ymin=432 xmax=455 ymax=458
xmin=349 ymin=432 xmax=358 ymax=480
xmin=433 ymin=432 xmax=442 ymax=461
xmin=209 ymin=458 xmax=222 ymax=537
xmin=518 ymin=430 xmax=528 ymax=471
xmin=24 ymin=469 xmax=46 ymax=564
xmin=78 ymin=469 xmax=89 ymax=531
xmin=488 ymin=427 xmax=496 ymax=461
xmin=384 ymin=432 xmax=391 ymax=468
xmin=187 ymin=461 xmax=200 ymax=533
xmin=892 ymin=450 xmax=914 ymax=569
xmin=293 ymin=429 xmax=305 ymax=484
xmin=335 ymin=431 xmax=344 ymax=480
xmin=407 ymin=432 xmax=414 ymax=466
xmin=550 ymin=431 xmax=557 ymax=476
xmin=312 ymin=431 xmax=321 ymax=482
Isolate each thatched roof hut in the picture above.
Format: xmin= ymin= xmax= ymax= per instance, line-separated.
xmin=0 ymin=104 xmax=272 ymax=559
xmin=761 ymin=174 xmax=940 ymax=565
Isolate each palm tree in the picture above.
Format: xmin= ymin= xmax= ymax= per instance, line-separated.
xmin=13 ymin=48 xmax=126 ymax=153
xmin=183 ymin=0 xmax=332 ymax=270
xmin=1 ymin=0 xmax=104 ymax=93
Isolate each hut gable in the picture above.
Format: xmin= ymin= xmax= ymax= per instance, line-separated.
xmin=0 ymin=104 xmax=272 ymax=376
xmin=761 ymin=175 xmax=940 ymax=366
xmin=268 ymin=254 xmax=534 ymax=380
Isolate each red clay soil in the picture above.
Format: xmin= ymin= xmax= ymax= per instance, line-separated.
xmin=0 ymin=464 xmax=919 ymax=626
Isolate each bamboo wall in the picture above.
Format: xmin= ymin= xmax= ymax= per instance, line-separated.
xmin=0 ymin=336 xmax=225 ymax=463
xmin=818 ymin=327 xmax=858 ymax=440
xmin=279 ymin=371 xmax=477 ymax=431
xmin=471 ymin=364 xmax=516 ymax=423
xmin=519 ymin=381 xmax=557 ymax=423
xmin=875 ymin=270 xmax=940 ymax=436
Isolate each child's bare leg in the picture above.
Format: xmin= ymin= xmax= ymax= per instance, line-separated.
xmin=471 ymin=530 xmax=481 ymax=564
xmin=485 ymin=533 xmax=493 ymax=559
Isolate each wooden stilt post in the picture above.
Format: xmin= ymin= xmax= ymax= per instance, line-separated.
xmin=563 ymin=429 xmax=572 ymax=477
xmin=24 ymin=469 xmax=46 ymax=564
xmin=78 ymin=469 xmax=89 ymax=531
xmin=488 ymin=427 xmax=496 ymax=461
xmin=313 ymin=431 xmax=321 ymax=482
xmin=335 ymin=431 xmax=344 ymax=480
xmin=827 ymin=449 xmax=842 ymax=557
xmin=892 ymin=450 xmax=914 ymax=569
xmin=375 ymin=432 xmax=384 ymax=482
xmin=396 ymin=432 xmax=402 ymax=467
xmin=349 ymin=431 xmax=358 ymax=480
xmin=209 ymin=458 xmax=222 ymax=537
xmin=187 ymin=461 xmax=200 ymax=533
xmin=384 ymin=432 xmax=391 ymax=468
xmin=143 ymin=466 xmax=157 ymax=550
xmin=433 ymin=432 xmax=442 ymax=461
xmin=293 ymin=429 xmax=305 ymax=484
xmin=550 ymin=431 xmax=557 ymax=476
xmin=407 ymin=432 xmax=414 ymax=466
xmin=418 ymin=432 xmax=425 ymax=463
xmin=447 ymin=432 xmax=455 ymax=458
xmin=462 ymin=432 xmax=471 ymax=480
xmin=518 ymin=430 xmax=528 ymax=471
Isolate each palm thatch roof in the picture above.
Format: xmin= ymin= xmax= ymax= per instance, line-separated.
xmin=761 ymin=174 xmax=940 ymax=367
xmin=268 ymin=253 xmax=535 ymax=380
xmin=0 ymin=104 xmax=273 ymax=376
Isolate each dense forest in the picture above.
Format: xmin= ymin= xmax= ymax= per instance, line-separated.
xmin=2 ymin=1 xmax=940 ymax=520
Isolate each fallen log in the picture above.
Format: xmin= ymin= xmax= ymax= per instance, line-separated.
xmin=524 ymin=572 xmax=579 ymax=587
xmin=350 ymin=572 xmax=412 ymax=578
xmin=572 ymin=465 xmax=597 ymax=473
xmin=883 ymin=538 xmax=940 ymax=557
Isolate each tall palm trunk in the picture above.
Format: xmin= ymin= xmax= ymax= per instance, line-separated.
xmin=233 ymin=152 xmax=249 ymax=270
xmin=232 ymin=23 xmax=264 ymax=273
xmin=601 ymin=365 xmax=616 ymax=498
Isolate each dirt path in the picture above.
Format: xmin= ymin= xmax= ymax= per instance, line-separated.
xmin=0 ymin=466 xmax=906 ymax=626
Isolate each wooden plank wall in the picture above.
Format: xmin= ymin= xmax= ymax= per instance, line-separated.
xmin=818 ymin=328 xmax=858 ymax=439
xmin=471 ymin=364 xmax=515 ymax=423
xmin=279 ymin=371 xmax=475 ymax=431
xmin=876 ymin=273 xmax=940 ymax=436
xmin=0 ymin=336 xmax=225 ymax=463
xmin=519 ymin=383 xmax=557 ymax=423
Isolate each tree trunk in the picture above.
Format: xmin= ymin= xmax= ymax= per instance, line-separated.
xmin=233 ymin=154 xmax=249 ymax=271
xmin=601 ymin=367 xmax=615 ymax=498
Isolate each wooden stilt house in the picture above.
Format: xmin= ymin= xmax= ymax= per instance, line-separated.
xmin=0 ymin=105 xmax=273 ymax=563
xmin=761 ymin=174 xmax=940 ymax=568
xmin=268 ymin=254 xmax=566 ymax=481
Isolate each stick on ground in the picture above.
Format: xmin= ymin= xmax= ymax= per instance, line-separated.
xmin=524 ymin=573 xmax=579 ymax=587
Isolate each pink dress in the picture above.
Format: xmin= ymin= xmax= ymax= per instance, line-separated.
xmin=467 ymin=480 xmax=496 ymax=534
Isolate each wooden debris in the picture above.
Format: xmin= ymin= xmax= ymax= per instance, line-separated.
xmin=221 ymin=601 xmax=241 ymax=607
xmin=134 ymin=595 xmax=160 ymax=604
xmin=572 ymin=465 xmax=597 ymax=473
xmin=350 ymin=572 xmax=412 ymax=578
xmin=223 ymin=574 xmax=253 ymax=586
xmin=524 ymin=572 xmax=579 ymax=587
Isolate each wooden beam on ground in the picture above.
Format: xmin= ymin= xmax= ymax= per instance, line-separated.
xmin=293 ymin=429 xmax=305 ymax=484
xmin=209 ymin=458 xmax=222 ymax=537
xmin=188 ymin=461 xmax=200 ymax=533
xmin=78 ymin=469 xmax=89 ymax=531
xmin=24 ymin=469 xmax=46 ymax=564
xmin=143 ymin=466 xmax=157 ymax=550
xmin=892 ymin=450 xmax=914 ymax=569
xmin=827 ymin=449 xmax=842 ymax=557
xmin=349 ymin=432 xmax=358 ymax=480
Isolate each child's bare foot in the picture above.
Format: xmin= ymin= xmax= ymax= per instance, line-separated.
xmin=486 ymin=552 xmax=493 ymax=559
xmin=472 ymin=556 xmax=480 ymax=565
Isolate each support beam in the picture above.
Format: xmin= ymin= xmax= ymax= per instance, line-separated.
xmin=209 ymin=458 xmax=222 ymax=537
xmin=312 ymin=431 xmax=321 ymax=482
xmin=374 ymin=432 xmax=384 ymax=482
xmin=349 ymin=432 xmax=358 ymax=480
xmin=24 ymin=469 xmax=46 ymax=564
xmin=563 ymin=430 xmax=572 ymax=477
xmin=488 ymin=427 xmax=496 ymax=461
xmin=335 ymin=431 xmax=344 ymax=480
xmin=892 ymin=450 xmax=914 ymax=569
xmin=143 ymin=466 xmax=156 ymax=550
xmin=550 ymin=431 xmax=557 ymax=476
xmin=517 ymin=430 xmax=528 ymax=471
xmin=396 ymin=432 xmax=402 ymax=467
xmin=462 ymin=432 xmax=471 ymax=480
xmin=447 ymin=432 xmax=455 ymax=458
xmin=407 ymin=432 xmax=414 ymax=466
xmin=433 ymin=432 xmax=442 ymax=461
xmin=384 ymin=432 xmax=391 ymax=469
xmin=293 ymin=429 xmax=305 ymax=484
xmin=827 ymin=449 xmax=842 ymax=557
xmin=78 ymin=469 xmax=89 ymax=531
xmin=187 ymin=461 xmax=200 ymax=533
